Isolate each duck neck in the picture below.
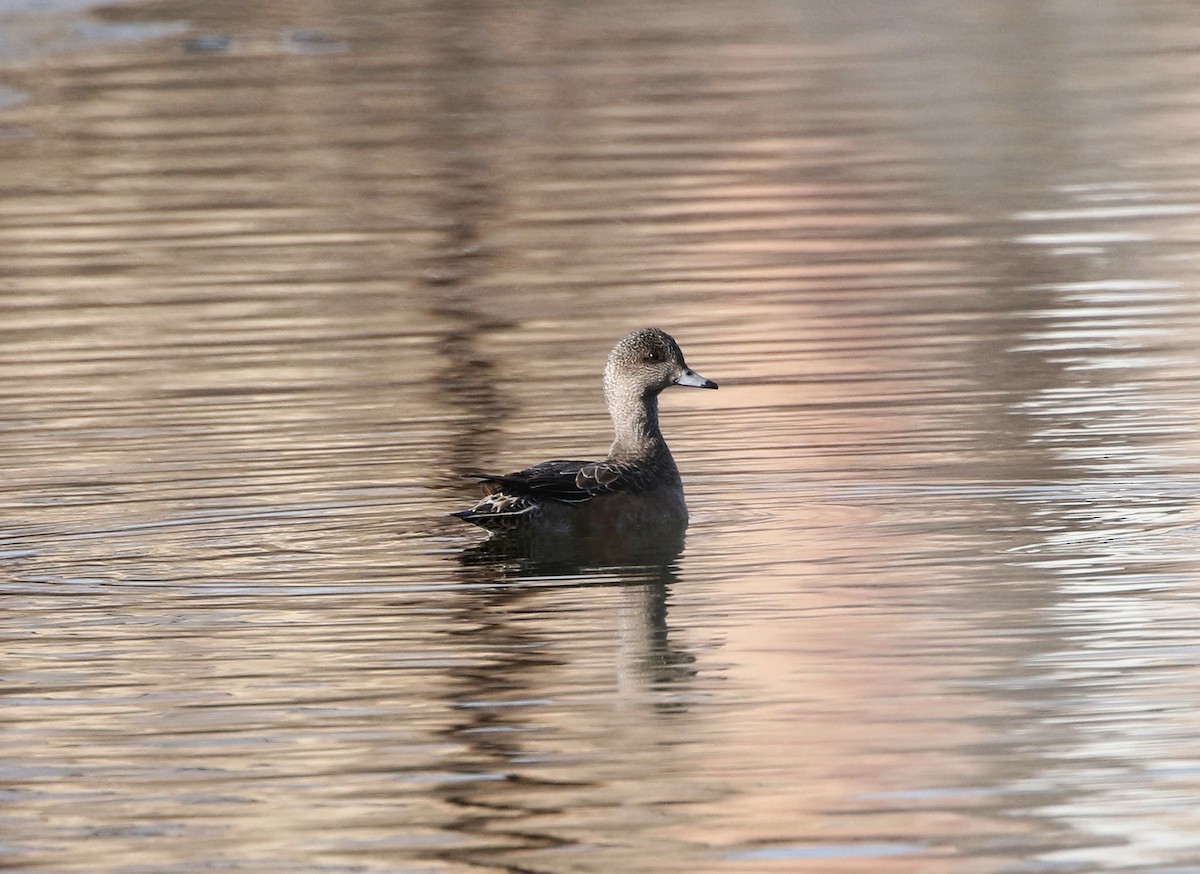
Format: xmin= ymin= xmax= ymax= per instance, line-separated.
xmin=605 ymin=385 xmax=673 ymax=467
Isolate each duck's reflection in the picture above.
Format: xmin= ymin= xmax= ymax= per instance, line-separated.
xmin=426 ymin=526 xmax=697 ymax=869
xmin=458 ymin=521 xmax=695 ymax=690
xmin=460 ymin=517 xmax=684 ymax=571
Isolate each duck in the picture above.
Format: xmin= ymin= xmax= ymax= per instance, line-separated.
xmin=453 ymin=327 xmax=717 ymax=536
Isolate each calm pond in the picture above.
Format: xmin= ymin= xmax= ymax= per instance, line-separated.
xmin=3 ymin=1 xmax=1200 ymax=871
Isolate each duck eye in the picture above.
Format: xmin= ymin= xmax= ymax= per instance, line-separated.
xmin=644 ymin=350 xmax=661 ymax=363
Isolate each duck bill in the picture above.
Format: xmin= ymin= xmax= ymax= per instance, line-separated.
xmin=675 ymin=368 xmax=718 ymax=389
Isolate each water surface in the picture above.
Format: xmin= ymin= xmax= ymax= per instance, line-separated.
xmin=4 ymin=1 xmax=1200 ymax=871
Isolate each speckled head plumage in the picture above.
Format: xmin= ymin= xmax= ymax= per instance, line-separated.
xmin=604 ymin=327 xmax=718 ymax=399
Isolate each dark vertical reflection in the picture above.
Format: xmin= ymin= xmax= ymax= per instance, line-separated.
xmin=431 ymin=580 xmax=574 ymax=872
xmin=411 ymin=4 xmax=559 ymax=868
xmin=420 ymin=0 xmax=514 ymax=492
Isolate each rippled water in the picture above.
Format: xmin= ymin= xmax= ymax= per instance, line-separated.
xmin=5 ymin=1 xmax=1200 ymax=871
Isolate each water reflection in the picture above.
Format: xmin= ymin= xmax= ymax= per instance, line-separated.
xmin=456 ymin=520 xmax=693 ymax=691
xmin=437 ymin=536 xmax=696 ymax=870
xmin=460 ymin=521 xmax=686 ymax=571
xmin=4 ymin=0 xmax=1200 ymax=871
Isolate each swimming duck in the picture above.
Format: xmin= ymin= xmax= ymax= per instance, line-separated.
xmin=454 ymin=327 xmax=717 ymax=535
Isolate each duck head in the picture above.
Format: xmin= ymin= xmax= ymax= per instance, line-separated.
xmin=604 ymin=327 xmax=718 ymax=399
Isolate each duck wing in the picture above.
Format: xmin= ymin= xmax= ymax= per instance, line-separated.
xmin=466 ymin=458 xmax=650 ymax=504
xmin=465 ymin=460 xmax=594 ymax=504
xmin=573 ymin=460 xmax=657 ymax=495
